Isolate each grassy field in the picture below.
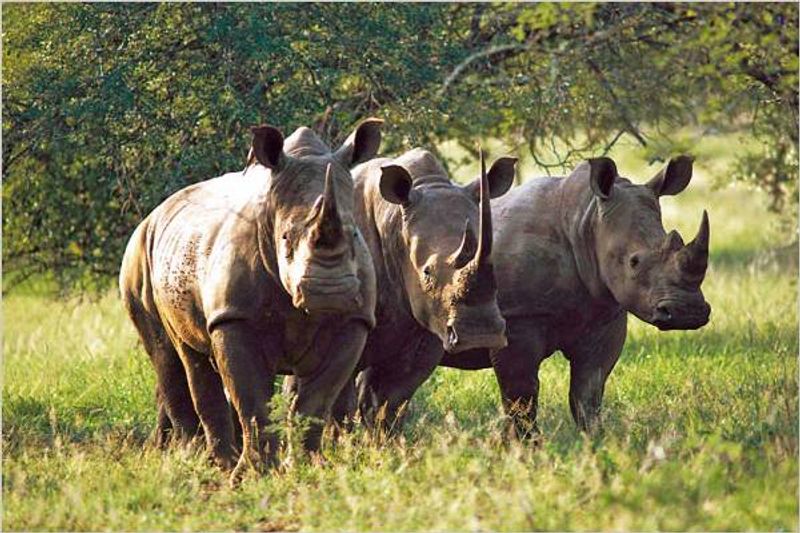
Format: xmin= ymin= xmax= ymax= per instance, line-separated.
xmin=4 ymin=138 xmax=798 ymax=531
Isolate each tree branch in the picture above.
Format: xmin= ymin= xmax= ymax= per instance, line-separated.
xmin=440 ymin=43 xmax=530 ymax=95
xmin=586 ymin=58 xmax=648 ymax=148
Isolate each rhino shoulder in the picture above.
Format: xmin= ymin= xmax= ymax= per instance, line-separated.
xmin=142 ymin=170 xmax=274 ymax=338
xmin=199 ymin=213 xmax=279 ymax=334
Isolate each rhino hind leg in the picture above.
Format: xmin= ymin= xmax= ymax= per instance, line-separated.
xmin=124 ymin=299 xmax=202 ymax=445
xmin=154 ymin=387 xmax=173 ymax=448
xmin=174 ymin=342 xmax=237 ymax=470
xmin=490 ymin=322 xmax=550 ymax=441
xmin=563 ymin=315 xmax=627 ymax=432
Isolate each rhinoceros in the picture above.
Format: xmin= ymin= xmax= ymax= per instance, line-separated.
xmin=345 ymin=148 xmax=517 ymax=425
xmin=427 ymin=156 xmax=711 ymax=436
xmin=119 ymin=119 xmax=383 ymax=481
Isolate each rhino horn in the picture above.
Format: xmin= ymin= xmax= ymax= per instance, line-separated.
xmin=313 ymin=164 xmax=344 ymax=247
xmin=449 ymin=219 xmax=477 ymax=269
xmin=475 ymin=147 xmax=493 ymax=267
xmin=683 ymin=210 xmax=710 ymax=274
xmin=663 ymin=229 xmax=685 ymax=253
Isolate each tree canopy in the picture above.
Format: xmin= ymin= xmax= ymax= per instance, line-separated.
xmin=3 ymin=3 xmax=797 ymax=290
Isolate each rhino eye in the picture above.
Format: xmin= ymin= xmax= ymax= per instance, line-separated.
xmin=629 ymin=254 xmax=640 ymax=269
xmin=422 ymin=265 xmax=435 ymax=291
xmin=281 ymin=231 xmax=293 ymax=259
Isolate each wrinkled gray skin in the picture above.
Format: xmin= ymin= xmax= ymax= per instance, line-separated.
xmin=119 ymin=119 xmax=382 ymax=483
xmin=345 ymin=148 xmax=517 ymax=425
xmin=438 ymin=156 xmax=711 ymax=436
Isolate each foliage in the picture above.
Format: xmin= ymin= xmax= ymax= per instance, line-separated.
xmin=3 ymin=3 xmax=798 ymax=290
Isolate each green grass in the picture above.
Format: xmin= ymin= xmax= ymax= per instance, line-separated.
xmin=4 ymin=136 xmax=798 ymax=530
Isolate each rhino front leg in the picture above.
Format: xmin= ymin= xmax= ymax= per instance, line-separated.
xmin=294 ymin=320 xmax=367 ymax=453
xmin=356 ymin=333 xmax=442 ymax=431
xmin=331 ymin=376 xmax=357 ymax=429
xmin=210 ymin=321 xmax=278 ymax=484
xmin=563 ymin=315 xmax=627 ymax=432
xmin=491 ymin=323 xmax=549 ymax=440
xmin=284 ymin=368 xmax=357 ymax=436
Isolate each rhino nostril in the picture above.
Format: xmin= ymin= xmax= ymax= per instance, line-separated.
xmin=655 ymin=303 xmax=672 ymax=322
xmin=447 ymin=325 xmax=459 ymax=347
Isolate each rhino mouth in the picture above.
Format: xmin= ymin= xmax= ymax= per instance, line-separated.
xmin=443 ymin=317 xmax=508 ymax=354
xmin=301 ymin=274 xmax=358 ymax=290
xmin=295 ymin=274 xmax=361 ymax=314
xmin=650 ymin=299 xmax=711 ymax=330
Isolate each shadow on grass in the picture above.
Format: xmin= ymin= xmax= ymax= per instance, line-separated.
xmin=3 ymin=394 xmax=153 ymax=452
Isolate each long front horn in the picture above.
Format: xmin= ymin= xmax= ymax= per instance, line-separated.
xmin=683 ymin=210 xmax=710 ymax=274
xmin=313 ymin=164 xmax=343 ymax=247
xmin=475 ymin=147 xmax=493 ymax=266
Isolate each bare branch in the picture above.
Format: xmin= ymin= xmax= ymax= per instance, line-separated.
xmin=586 ymin=58 xmax=648 ymax=148
xmin=440 ymin=43 xmax=530 ymax=95
xmin=601 ymin=130 xmax=626 ymax=156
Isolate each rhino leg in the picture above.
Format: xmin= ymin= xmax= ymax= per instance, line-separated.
xmin=124 ymin=299 xmax=201 ymax=445
xmin=209 ymin=321 xmax=278 ymax=484
xmin=294 ymin=320 xmax=368 ymax=453
xmin=284 ymin=370 xmax=356 ymax=439
xmin=330 ymin=376 xmax=357 ymax=430
xmin=174 ymin=342 xmax=236 ymax=470
xmin=491 ymin=322 xmax=549 ymax=440
xmin=154 ymin=387 xmax=172 ymax=448
xmin=563 ymin=315 xmax=627 ymax=432
xmin=356 ymin=333 xmax=442 ymax=431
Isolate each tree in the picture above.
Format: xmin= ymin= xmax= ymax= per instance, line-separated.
xmin=3 ymin=3 xmax=797 ymax=291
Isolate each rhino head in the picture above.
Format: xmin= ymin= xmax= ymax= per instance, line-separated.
xmin=249 ymin=119 xmax=382 ymax=315
xmin=379 ymin=148 xmax=516 ymax=352
xmin=587 ymin=156 xmax=711 ymax=330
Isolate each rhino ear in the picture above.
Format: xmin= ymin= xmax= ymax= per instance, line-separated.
xmin=250 ymin=125 xmax=285 ymax=171
xmin=588 ymin=157 xmax=617 ymax=200
xmin=336 ymin=117 xmax=384 ymax=166
xmin=647 ymin=155 xmax=694 ymax=196
xmin=380 ymin=164 xmax=414 ymax=205
xmin=465 ymin=156 xmax=518 ymax=201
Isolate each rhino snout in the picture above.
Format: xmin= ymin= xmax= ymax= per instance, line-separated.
xmin=294 ymin=274 xmax=361 ymax=314
xmin=650 ymin=298 xmax=711 ymax=330
xmin=443 ymin=313 xmax=508 ymax=354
